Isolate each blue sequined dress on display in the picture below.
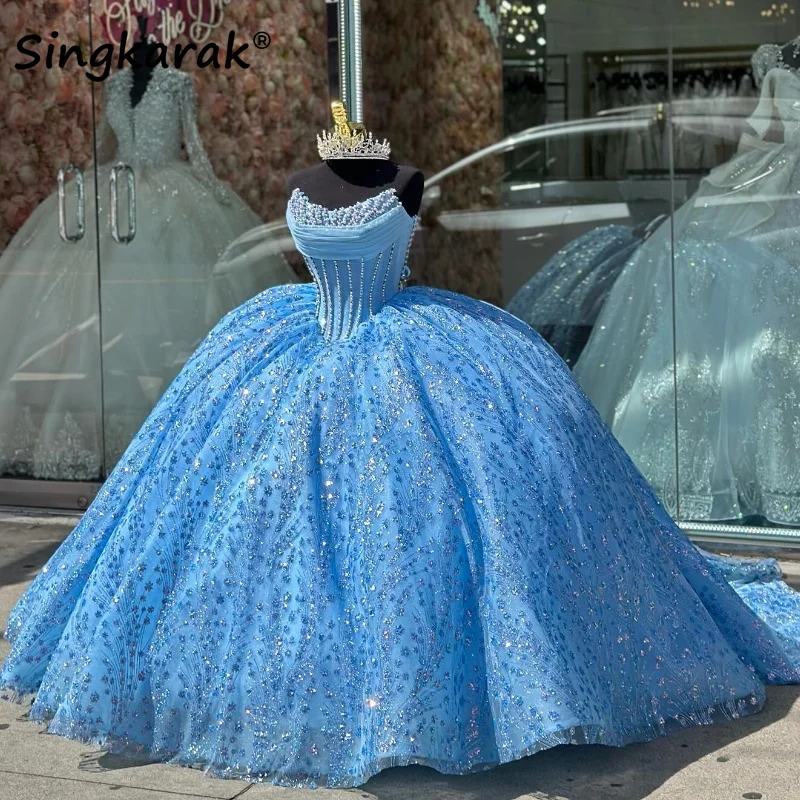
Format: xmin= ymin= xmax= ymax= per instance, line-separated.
xmin=2 ymin=187 xmax=800 ymax=788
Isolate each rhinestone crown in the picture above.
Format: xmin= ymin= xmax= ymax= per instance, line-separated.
xmin=317 ymin=101 xmax=391 ymax=161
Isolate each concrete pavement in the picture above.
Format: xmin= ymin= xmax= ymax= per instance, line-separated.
xmin=1 ymin=514 xmax=799 ymax=800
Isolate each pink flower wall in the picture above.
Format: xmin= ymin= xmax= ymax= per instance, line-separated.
xmin=0 ymin=0 xmax=95 ymax=249
xmin=0 ymin=0 xmax=329 ymax=251
xmin=165 ymin=0 xmax=329 ymax=224
xmin=362 ymin=0 xmax=503 ymax=303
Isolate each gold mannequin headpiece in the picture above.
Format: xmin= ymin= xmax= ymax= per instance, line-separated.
xmin=317 ymin=101 xmax=391 ymax=160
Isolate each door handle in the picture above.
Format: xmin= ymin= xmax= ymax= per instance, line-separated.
xmin=518 ymin=232 xmax=550 ymax=240
xmin=517 ymin=232 xmax=552 ymax=246
xmin=57 ymin=164 xmax=85 ymax=243
xmin=110 ymin=163 xmax=136 ymax=244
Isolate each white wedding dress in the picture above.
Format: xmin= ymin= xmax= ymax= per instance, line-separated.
xmin=0 ymin=67 xmax=296 ymax=481
xmin=574 ymin=43 xmax=800 ymax=526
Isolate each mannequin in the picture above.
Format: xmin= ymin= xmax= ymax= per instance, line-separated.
xmin=287 ymin=156 xmax=424 ymax=217
xmin=747 ymin=37 xmax=800 ymax=143
xmin=129 ymin=16 xmax=158 ymax=107
xmin=288 ymin=101 xmax=423 ymax=216
xmin=779 ymin=38 xmax=800 ymax=69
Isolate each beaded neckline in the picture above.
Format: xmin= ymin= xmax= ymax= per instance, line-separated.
xmin=752 ymin=40 xmax=800 ymax=85
xmin=111 ymin=66 xmax=181 ymax=109
xmin=287 ymin=187 xmax=411 ymax=228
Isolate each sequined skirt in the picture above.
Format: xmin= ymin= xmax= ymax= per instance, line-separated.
xmin=2 ymin=284 xmax=799 ymax=787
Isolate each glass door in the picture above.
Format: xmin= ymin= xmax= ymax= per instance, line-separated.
xmin=667 ymin=13 xmax=800 ymax=545
xmin=92 ymin=4 xmax=325 ymax=477
xmin=0 ymin=1 xmax=104 ymax=510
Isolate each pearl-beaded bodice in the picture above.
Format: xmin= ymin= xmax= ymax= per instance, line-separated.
xmin=286 ymin=189 xmax=418 ymax=341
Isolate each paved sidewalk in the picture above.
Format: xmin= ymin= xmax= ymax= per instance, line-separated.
xmin=0 ymin=516 xmax=799 ymax=800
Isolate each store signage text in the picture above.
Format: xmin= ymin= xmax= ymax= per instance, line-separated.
xmin=101 ymin=0 xmax=235 ymax=47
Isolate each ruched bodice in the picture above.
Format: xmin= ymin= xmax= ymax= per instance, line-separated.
xmin=286 ymin=188 xmax=418 ymax=341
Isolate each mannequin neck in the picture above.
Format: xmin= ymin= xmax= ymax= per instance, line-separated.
xmin=779 ymin=38 xmax=800 ymax=69
xmin=129 ymin=44 xmax=156 ymax=107
xmin=287 ymin=160 xmax=425 ymax=216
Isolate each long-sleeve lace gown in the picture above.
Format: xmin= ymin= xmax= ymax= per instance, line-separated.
xmin=0 ymin=67 xmax=296 ymax=480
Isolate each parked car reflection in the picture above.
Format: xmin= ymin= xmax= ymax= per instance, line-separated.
xmin=216 ymin=99 xmax=773 ymax=368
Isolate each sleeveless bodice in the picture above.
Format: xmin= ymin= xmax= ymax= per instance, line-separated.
xmin=286 ymin=188 xmax=418 ymax=341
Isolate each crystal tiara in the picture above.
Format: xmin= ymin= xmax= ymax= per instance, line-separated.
xmin=317 ymin=101 xmax=391 ymax=161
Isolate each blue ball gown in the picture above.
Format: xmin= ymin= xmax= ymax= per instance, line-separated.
xmin=2 ymin=187 xmax=799 ymax=788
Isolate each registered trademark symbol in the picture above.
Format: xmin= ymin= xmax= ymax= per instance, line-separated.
xmin=253 ymin=31 xmax=271 ymax=49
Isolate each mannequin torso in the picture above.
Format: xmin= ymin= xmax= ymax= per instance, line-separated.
xmin=130 ymin=56 xmax=154 ymax=108
xmin=129 ymin=17 xmax=156 ymax=108
xmin=749 ymin=38 xmax=800 ymax=142
xmin=287 ymin=160 xmax=424 ymax=217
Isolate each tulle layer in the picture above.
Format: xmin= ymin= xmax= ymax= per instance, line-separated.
xmin=0 ymin=162 xmax=293 ymax=479
xmin=2 ymin=284 xmax=799 ymax=787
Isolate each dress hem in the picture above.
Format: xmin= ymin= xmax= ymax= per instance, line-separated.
xmin=0 ymin=679 xmax=767 ymax=789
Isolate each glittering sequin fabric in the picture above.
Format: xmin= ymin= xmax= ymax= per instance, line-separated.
xmin=2 ymin=190 xmax=800 ymax=788
xmin=574 ymin=49 xmax=800 ymax=525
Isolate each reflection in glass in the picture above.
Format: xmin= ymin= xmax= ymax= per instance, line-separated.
xmin=0 ymin=66 xmax=295 ymax=481
xmin=341 ymin=0 xmax=800 ymax=539
xmin=0 ymin=1 xmax=101 ymax=490
xmin=506 ymin=216 xmax=664 ymax=366
xmin=574 ymin=38 xmax=800 ymax=529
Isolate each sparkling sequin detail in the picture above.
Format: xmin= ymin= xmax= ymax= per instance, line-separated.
xmin=2 ymin=193 xmax=800 ymax=790
xmin=101 ymin=67 xmax=228 ymax=201
xmin=506 ymin=224 xmax=642 ymax=366
xmin=575 ymin=58 xmax=800 ymax=525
